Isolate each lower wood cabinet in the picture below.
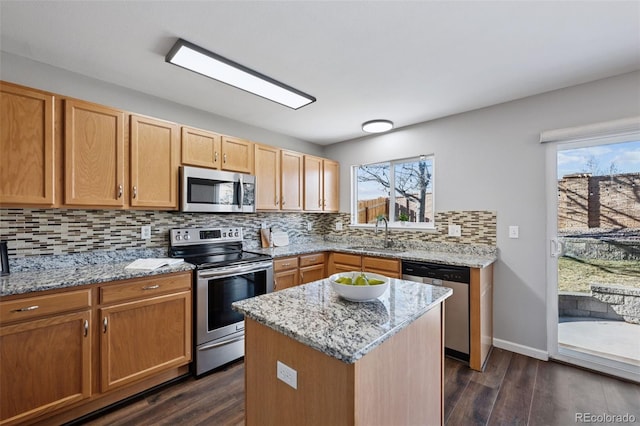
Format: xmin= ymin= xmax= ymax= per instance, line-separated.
xmin=0 ymin=291 xmax=92 ymax=425
xmin=0 ymin=271 xmax=192 ymax=425
xmin=328 ymin=252 xmax=401 ymax=278
xmin=273 ymin=256 xmax=299 ymax=291
xmin=99 ymin=289 xmax=191 ymax=392
xmin=273 ymin=253 xmax=327 ymax=290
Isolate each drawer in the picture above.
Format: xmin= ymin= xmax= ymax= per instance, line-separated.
xmin=332 ymin=252 xmax=362 ymax=267
xmin=100 ymin=272 xmax=191 ymax=305
xmin=363 ymin=256 xmax=400 ymax=274
xmin=273 ymin=256 xmax=299 ymax=272
xmin=0 ymin=289 xmax=91 ymax=323
xmin=299 ymin=252 xmax=325 ymax=267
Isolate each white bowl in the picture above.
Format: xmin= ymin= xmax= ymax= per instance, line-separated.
xmin=329 ymin=271 xmax=390 ymax=302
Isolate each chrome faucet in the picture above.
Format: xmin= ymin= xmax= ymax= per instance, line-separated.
xmin=375 ymin=215 xmax=390 ymax=248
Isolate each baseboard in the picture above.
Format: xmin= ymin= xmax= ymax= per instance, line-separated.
xmin=493 ymin=338 xmax=549 ymax=361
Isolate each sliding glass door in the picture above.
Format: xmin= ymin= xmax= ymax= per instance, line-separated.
xmin=546 ymin=136 xmax=640 ymax=382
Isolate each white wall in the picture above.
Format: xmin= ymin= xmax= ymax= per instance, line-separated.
xmin=324 ymin=71 xmax=640 ymax=354
xmin=0 ymin=52 xmax=323 ymax=156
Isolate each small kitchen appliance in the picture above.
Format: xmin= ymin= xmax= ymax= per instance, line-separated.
xmin=180 ymin=166 xmax=256 ymax=213
xmin=169 ymin=226 xmax=273 ymax=377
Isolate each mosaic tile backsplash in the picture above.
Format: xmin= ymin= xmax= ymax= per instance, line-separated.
xmin=0 ymin=209 xmax=496 ymax=260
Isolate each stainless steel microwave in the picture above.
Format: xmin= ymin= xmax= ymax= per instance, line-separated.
xmin=180 ymin=166 xmax=256 ymax=213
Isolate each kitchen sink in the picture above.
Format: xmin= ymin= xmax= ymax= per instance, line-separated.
xmin=347 ymin=246 xmax=406 ymax=254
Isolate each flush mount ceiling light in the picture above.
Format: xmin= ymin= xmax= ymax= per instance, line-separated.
xmin=362 ymin=119 xmax=394 ymax=133
xmin=165 ymin=39 xmax=316 ymax=110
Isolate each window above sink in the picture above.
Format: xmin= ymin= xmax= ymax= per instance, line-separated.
xmin=350 ymin=155 xmax=435 ymax=230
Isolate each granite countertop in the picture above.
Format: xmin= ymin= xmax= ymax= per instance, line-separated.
xmin=0 ymin=249 xmax=195 ymax=298
xmin=232 ymin=278 xmax=452 ymax=364
xmin=250 ymin=241 xmax=497 ymax=268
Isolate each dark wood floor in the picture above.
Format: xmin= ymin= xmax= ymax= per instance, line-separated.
xmin=79 ymin=348 xmax=639 ymax=426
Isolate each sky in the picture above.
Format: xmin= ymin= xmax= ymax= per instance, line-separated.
xmin=557 ymin=140 xmax=640 ymax=178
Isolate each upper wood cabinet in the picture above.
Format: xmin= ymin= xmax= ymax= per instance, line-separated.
xmin=0 ymin=83 xmax=55 ymax=206
xmin=65 ymin=99 xmax=126 ymax=207
xmin=323 ymin=159 xmax=340 ymax=212
xmin=281 ymin=150 xmax=304 ymax=211
xmin=255 ymin=146 xmax=303 ymax=211
xmin=130 ymin=115 xmax=180 ymax=209
xmin=304 ymin=156 xmax=339 ymax=212
xmin=254 ymin=144 xmax=281 ymax=210
xmin=221 ymin=135 xmax=254 ymax=173
xmin=181 ymin=126 xmax=221 ymax=169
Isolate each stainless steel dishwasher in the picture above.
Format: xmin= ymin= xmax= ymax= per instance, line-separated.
xmin=402 ymin=261 xmax=470 ymax=363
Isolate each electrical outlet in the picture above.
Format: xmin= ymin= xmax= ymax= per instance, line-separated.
xmin=336 ymin=221 xmax=343 ymax=231
xmin=261 ymin=222 xmax=267 ymax=229
xmin=509 ymin=225 xmax=519 ymax=239
xmin=277 ymin=360 xmax=297 ymax=389
xmin=141 ymin=226 xmax=151 ymax=240
xmin=448 ymin=224 xmax=461 ymax=237
xmin=307 ymin=222 xmax=312 ymax=231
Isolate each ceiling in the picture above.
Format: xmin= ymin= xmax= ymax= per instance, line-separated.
xmin=1 ymin=1 xmax=639 ymax=145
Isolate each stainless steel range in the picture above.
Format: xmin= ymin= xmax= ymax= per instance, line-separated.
xmin=169 ymin=227 xmax=273 ymax=377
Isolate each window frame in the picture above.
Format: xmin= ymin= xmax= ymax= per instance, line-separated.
xmin=350 ymin=155 xmax=436 ymax=231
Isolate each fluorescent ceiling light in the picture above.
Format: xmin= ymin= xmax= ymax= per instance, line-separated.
xmin=166 ymin=39 xmax=315 ymax=110
xmin=362 ymin=120 xmax=394 ymax=133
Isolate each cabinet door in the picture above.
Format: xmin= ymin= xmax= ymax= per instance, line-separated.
xmin=300 ymin=264 xmax=325 ymax=284
xmin=255 ymin=144 xmax=281 ymax=210
xmin=221 ymin=136 xmax=253 ymax=173
xmin=303 ymin=155 xmax=323 ymax=212
xmin=65 ymin=99 xmax=125 ymax=207
xmin=274 ymin=269 xmax=299 ymax=291
xmin=281 ymin=150 xmax=303 ymax=211
xmin=130 ymin=115 xmax=180 ymax=209
xmin=0 ymin=311 xmax=91 ymax=424
xmin=363 ymin=256 xmax=401 ymax=277
xmin=0 ymin=83 xmax=55 ymax=206
xmin=181 ymin=126 xmax=221 ymax=169
xmin=322 ymin=159 xmax=340 ymax=212
xmin=100 ymin=291 xmax=191 ymax=392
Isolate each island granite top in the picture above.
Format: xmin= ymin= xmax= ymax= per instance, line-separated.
xmin=232 ymin=278 xmax=452 ymax=364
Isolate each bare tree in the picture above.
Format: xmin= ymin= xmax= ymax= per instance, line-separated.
xmin=583 ymin=155 xmax=619 ymax=176
xmin=358 ymin=160 xmax=431 ymax=221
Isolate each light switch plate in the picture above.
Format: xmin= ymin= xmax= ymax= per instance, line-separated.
xmin=336 ymin=221 xmax=343 ymax=231
xmin=277 ymin=360 xmax=297 ymax=389
xmin=141 ymin=226 xmax=151 ymax=240
xmin=509 ymin=225 xmax=519 ymax=239
xmin=448 ymin=224 xmax=461 ymax=237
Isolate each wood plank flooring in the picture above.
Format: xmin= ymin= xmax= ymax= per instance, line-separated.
xmin=76 ymin=348 xmax=639 ymax=426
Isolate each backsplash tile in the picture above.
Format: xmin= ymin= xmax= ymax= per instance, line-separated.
xmin=0 ymin=209 xmax=495 ymax=260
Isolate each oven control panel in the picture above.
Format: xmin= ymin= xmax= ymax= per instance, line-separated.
xmin=170 ymin=227 xmax=243 ymax=246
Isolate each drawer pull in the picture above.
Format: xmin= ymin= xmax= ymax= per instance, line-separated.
xmin=118 ymin=184 xmax=123 ymax=198
xmin=282 ymin=263 xmax=290 ymax=267
xmin=13 ymin=305 xmax=39 ymax=312
xmin=142 ymin=284 xmax=160 ymax=290
xmin=103 ymin=317 xmax=108 ymax=333
xmin=84 ymin=320 xmax=89 ymax=337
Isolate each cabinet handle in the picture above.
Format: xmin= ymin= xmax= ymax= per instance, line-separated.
xmin=103 ymin=317 xmax=108 ymax=333
xmin=282 ymin=199 xmax=285 ymax=206
xmin=84 ymin=319 xmax=89 ymax=337
xmin=282 ymin=263 xmax=290 ymax=267
xmin=118 ymin=184 xmax=123 ymax=198
xmin=132 ymin=186 xmax=137 ymax=199
xmin=274 ymin=197 xmax=278 ymax=206
xmin=142 ymin=284 xmax=160 ymax=290
xmin=215 ymin=152 xmax=219 ymax=162
xmin=319 ymin=199 xmax=322 ymax=207
xmin=12 ymin=305 xmax=39 ymax=312
xmin=223 ymin=153 xmax=227 ymax=163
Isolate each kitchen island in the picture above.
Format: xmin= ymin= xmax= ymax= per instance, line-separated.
xmin=233 ymin=277 xmax=452 ymax=426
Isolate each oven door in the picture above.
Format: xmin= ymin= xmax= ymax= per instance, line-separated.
xmin=196 ymin=260 xmax=273 ymax=345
